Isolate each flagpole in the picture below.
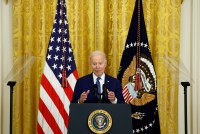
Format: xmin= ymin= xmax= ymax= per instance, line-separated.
xmin=181 ymin=82 xmax=190 ymax=134
xmin=7 ymin=81 xmax=16 ymax=134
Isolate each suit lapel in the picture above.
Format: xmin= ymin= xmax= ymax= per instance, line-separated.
xmin=104 ymin=74 xmax=110 ymax=85
xmin=89 ymin=73 xmax=95 ymax=85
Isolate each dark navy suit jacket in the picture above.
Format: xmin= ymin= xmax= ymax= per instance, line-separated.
xmin=71 ymin=73 xmax=124 ymax=103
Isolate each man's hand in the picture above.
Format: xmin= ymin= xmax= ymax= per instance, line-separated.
xmin=79 ymin=90 xmax=90 ymax=104
xmin=107 ymin=89 xmax=115 ymax=102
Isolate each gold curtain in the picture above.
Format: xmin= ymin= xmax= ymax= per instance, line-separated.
xmin=12 ymin=0 xmax=181 ymax=133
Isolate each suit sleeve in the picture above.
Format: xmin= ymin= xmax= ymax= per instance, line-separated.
xmin=115 ymin=79 xmax=125 ymax=103
xmin=71 ymin=79 xmax=82 ymax=103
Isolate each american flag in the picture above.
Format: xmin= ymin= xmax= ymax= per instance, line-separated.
xmin=37 ymin=0 xmax=78 ymax=133
xmin=122 ymin=85 xmax=133 ymax=103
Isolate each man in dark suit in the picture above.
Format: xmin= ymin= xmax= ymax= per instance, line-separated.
xmin=72 ymin=50 xmax=124 ymax=103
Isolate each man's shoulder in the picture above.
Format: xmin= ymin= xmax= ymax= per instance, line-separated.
xmin=105 ymin=74 xmax=119 ymax=81
xmin=77 ymin=73 xmax=92 ymax=81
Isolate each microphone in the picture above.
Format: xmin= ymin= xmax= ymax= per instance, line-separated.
xmin=93 ymin=84 xmax=98 ymax=97
xmin=94 ymin=84 xmax=102 ymax=103
xmin=102 ymin=84 xmax=108 ymax=97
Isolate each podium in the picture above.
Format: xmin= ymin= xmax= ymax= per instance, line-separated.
xmin=68 ymin=103 xmax=133 ymax=134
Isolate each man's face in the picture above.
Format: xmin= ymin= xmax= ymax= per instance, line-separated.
xmin=90 ymin=54 xmax=107 ymax=77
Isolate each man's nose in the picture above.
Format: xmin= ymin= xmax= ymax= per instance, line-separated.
xmin=96 ymin=64 xmax=100 ymax=68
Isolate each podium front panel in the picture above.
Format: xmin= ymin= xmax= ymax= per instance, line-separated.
xmin=68 ymin=103 xmax=132 ymax=134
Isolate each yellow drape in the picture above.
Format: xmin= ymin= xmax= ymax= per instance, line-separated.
xmin=12 ymin=0 xmax=181 ymax=133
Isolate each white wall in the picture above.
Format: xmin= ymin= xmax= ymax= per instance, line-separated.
xmin=0 ymin=0 xmax=2 ymax=133
xmin=191 ymin=0 xmax=200 ymax=134
xmin=179 ymin=0 xmax=191 ymax=134
xmin=179 ymin=0 xmax=200 ymax=134
xmin=1 ymin=1 xmax=13 ymax=134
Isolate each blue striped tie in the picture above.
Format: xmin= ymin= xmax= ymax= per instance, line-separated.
xmin=96 ymin=77 xmax=101 ymax=94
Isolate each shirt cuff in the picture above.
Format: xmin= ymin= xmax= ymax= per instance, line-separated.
xmin=111 ymin=97 xmax=117 ymax=104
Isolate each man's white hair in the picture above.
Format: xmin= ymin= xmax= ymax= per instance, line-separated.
xmin=89 ymin=50 xmax=107 ymax=63
xmin=90 ymin=50 xmax=106 ymax=59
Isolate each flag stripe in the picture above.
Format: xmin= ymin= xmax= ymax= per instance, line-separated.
xmin=67 ymin=71 xmax=78 ymax=92
xmin=37 ymin=111 xmax=53 ymax=134
xmin=39 ymin=98 xmax=62 ymax=134
xmin=40 ymin=85 xmax=67 ymax=133
xmin=41 ymin=73 xmax=69 ymax=128
xmin=64 ymin=84 xmax=73 ymax=103
xmin=122 ymin=86 xmax=133 ymax=103
xmin=43 ymin=63 xmax=71 ymax=114
xmin=37 ymin=124 xmax=45 ymax=134
xmin=65 ymin=71 xmax=78 ymax=101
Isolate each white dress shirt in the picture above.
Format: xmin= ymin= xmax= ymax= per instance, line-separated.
xmin=92 ymin=73 xmax=105 ymax=94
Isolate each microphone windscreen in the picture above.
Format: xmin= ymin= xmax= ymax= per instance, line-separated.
xmin=93 ymin=84 xmax=98 ymax=96
xmin=102 ymin=84 xmax=107 ymax=96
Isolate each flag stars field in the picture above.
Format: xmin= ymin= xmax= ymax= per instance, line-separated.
xmin=125 ymin=42 xmax=149 ymax=50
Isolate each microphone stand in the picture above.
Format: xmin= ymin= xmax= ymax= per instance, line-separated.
xmin=95 ymin=84 xmax=107 ymax=103
xmin=97 ymin=93 xmax=102 ymax=103
xmin=7 ymin=81 xmax=16 ymax=134
xmin=93 ymin=84 xmax=102 ymax=103
xmin=102 ymin=84 xmax=108 ymax=97
xmin=181 ymin=82 xmax=190 ymax=134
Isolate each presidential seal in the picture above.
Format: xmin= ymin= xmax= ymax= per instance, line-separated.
xmin=88 ymin=109 xmax=112 ymax=134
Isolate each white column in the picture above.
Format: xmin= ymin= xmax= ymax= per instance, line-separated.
xmin=1 ymin=1 xmax=13 ymax=134
xmin=179 ymin=0 xmax=192 ymax=134
xmin=191 ymin=0 xmax=200 ymax=134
